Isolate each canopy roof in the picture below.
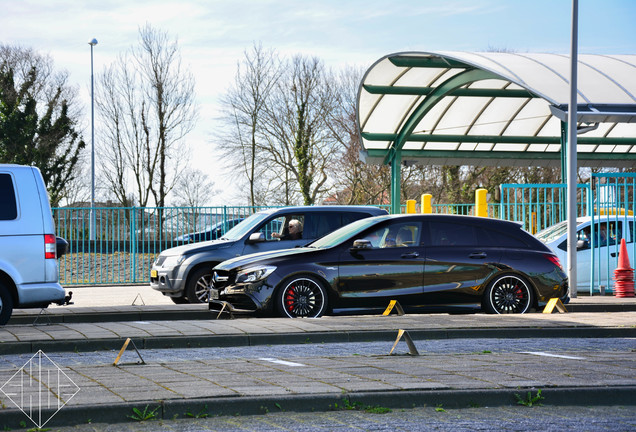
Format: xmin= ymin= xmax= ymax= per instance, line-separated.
xmin=357 ymin=51 xmax=636 ymax=168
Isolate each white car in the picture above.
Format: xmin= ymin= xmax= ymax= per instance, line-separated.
xmin=536 ymin=216 xmax=635 ymax=293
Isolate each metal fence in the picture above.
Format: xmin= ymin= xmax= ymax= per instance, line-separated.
xmin=499 ymin=183 xmax=592 ymax=234
xmin=589 ymin=173 xmax=636 ymax=295
xmin=54 ymin=206 xmax=281 ymax=285
xmin=53 ymin=202 xmax=502 ymax=286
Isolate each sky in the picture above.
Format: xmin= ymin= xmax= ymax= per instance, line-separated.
xmin=1 ymin=0 xmax=635 ymax=205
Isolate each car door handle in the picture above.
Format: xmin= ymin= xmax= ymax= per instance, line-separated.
xmin=611 ymin=252 xmax=617 ymax=257
xmin=401 ymin=252 xmax=420 ymax=259
xmin=469 ymin=252 xmax=487 ymax=259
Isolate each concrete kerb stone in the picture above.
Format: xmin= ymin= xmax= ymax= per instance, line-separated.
xmin=0 ymin=326 xmax=635 ymax=355
xmin=2 ymin=386 xmax=635 ymax=430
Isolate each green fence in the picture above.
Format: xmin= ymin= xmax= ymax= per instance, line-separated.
xmin=499 ymin=183 xmax=592 ymax=234
xmin=53 ymin=206 xmax=280 ymax=285
xmin=53 ymin=203 xmax=501 ymax=286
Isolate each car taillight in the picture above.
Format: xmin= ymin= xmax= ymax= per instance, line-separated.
xmin=45 ymin=234 xmax=56 ymax=259
xmin=544 ymin=254 xmax=562 ymax=270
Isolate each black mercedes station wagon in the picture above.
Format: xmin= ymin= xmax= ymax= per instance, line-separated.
xmin=210 ymin=214 xmax=569 ymax=318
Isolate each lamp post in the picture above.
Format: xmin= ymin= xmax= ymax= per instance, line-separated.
xmin=89 ymin=38 xmax=97 ymax=242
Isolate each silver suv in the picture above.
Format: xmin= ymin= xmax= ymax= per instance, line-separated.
xmin=0 ymin=164 xmax=68 ymax=324
xmin=150 ymin=206 xmax=388 ymax=303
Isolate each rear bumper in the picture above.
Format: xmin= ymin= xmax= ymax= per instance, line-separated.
xmin=16 ymin=282 xmax=66 ymax=308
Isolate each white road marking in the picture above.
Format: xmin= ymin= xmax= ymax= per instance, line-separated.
xmin=259 ymin=358 xmax=305 ymax=367
xmin=521 ymin=351 xmax=586 ymax=360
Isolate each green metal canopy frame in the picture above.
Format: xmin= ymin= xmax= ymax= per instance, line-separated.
xmin=356 ymin=52 xmax=636 ymax=213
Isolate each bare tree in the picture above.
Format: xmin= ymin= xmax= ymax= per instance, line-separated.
xmin=218 ymin=43 xmax=281 ymax=205
xmin=96 ymin=24 xmax=197 ymax=208
xmin=171 ymin=169 xmax=216 ymax=207
xmin=261 ymin=55 xmax=339 ymax=205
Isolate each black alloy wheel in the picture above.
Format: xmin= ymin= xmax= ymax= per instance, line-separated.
xmin=276 ymin=276 xmax=328 ymax=318
xmin=185 ymin=267 xmax=213 ymax=303
xmin=484 ymin=274 xmax=533 ymax=314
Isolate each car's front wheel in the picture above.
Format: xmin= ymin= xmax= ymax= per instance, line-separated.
xmin=276 ymin=276 xmax=328 ymax=318
xmin=483 ymin=274 xmax=534 ymax=314
xmin=0 ymin=284 xmax=14 ymax=325
xmin=185 ymin=267 xmax=213 ymax=303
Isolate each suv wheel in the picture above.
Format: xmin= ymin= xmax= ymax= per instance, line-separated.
xmin=185 ymin=268 xmax=213 ymax=304
xmin=0 ymin=284 xmax=14 ymax=325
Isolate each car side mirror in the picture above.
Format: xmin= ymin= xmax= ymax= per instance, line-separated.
xmin=56 ymin=236 xmax=69 ymax=258
xmin=351 ymin=239 xmax=372 ymax=250
xmin=247 ymin=232 xmax=266 ymax=244
xmin=576 ymin=239 xmax=588 ymax=250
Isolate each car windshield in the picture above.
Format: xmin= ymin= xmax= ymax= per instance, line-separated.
xmin=220 ymin=212 xmax=270 ymax=240
xmin=308 ymin=216 xmax=389 ymax=249
xmin=535 ymin=220 xmax=569 ymax=243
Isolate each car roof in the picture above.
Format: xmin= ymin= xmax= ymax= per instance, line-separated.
xmin=256 ymin=205 xmax=388 ymax=215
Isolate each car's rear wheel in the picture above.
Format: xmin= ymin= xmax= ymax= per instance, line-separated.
xmin=0 ymin=284 xmax=14 ymax=325
xmin=185 ymin=268 xmax=213 ymax=303
xmin=483 ymin=274 xmax=534 ymax=314
xmin=276 ymin=276 xmax=328 ymax=318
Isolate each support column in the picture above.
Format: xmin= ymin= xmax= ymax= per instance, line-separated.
xmin=390 ymin=151 xmax=402 ymax=214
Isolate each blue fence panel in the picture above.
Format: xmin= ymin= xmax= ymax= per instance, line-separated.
xmin=590 ymin=174 xmax=636 ymax=295
xmin=53 ymin=206 xmax=280 ymax=285
xmin=499 ymin=183 xmax=591 ymax=233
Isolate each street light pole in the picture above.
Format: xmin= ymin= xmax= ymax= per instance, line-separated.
xmin=89 ymin=38 xmax=98 ymax=242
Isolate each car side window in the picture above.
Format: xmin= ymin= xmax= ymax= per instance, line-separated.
xmin=256 ymin=216 xmax=285 ymax=241
xmin=305 ymin=212 xmax=340 ymax=239
xmin=477 ymin=227 xmax=529 ymax=248
xmin=0 ymin=174 xmax=18 ymax=220
xmin=362 ymin=222 xmax=420 ymax=248
xmin=266 ymin=214 xmax=305 ymax=241
xmin=429 ymin=221 xmax=476 ymax=246
xmin=594 ymin=221 xmax=622 ymax=247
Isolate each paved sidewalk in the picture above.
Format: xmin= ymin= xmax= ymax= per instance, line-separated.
xmin=0 ymin=295 xmax=634 ymax=429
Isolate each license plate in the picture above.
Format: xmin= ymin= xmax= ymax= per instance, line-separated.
xmin=209 ymin=288 xmax=219 ymax=300
xmin=151 ymin=269 xmax=157 ymax=278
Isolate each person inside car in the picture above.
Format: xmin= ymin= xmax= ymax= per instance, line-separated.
xmin=273 ymin=219 xmax=303 ymax=240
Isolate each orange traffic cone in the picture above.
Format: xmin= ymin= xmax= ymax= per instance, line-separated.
xmin=614 ymin=238 xmax=635 ymax=298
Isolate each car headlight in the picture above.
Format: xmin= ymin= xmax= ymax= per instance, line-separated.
xmin=161 ymin=255 xmax=186 ymax=268
xmin=235 ymin=266 xmax=276 ymax=284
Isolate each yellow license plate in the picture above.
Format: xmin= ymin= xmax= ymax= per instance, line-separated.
xmin=151 ymin=269 xmax=157 ymax=278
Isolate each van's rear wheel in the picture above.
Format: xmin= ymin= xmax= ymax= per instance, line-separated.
xmin=0 ymin=284 xmax=14 ymax=325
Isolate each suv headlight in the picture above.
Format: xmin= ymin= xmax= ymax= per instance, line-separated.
xmin=162 ymin=255 xmax=186 ymax=268
xmin=235 ymin=266 xmax=276 ymax=284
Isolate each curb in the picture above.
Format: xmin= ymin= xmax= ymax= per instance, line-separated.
xmin=8 ymin=301 xmax=636 ymax=324
xmin=1 ymin=326 xmax=635 ymax=355
xmin=2 ymin=386 xmax=634 ymax=429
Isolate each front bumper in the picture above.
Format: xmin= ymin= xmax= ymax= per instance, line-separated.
xmin=150 ymin=267 xmax=185 ymax=296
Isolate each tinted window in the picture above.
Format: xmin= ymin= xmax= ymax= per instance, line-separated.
xmin=477 ymin=226 xmax=528 ymax=248
xmin=0 ymin=174 xmax=18 ymax=220
xmin=305 ymin=213 xmax=341 ymax=239
xmin=429 ymin=221 xmax=476 ymax=246
xmin=361 ymin=221 xmax=421 ymax=249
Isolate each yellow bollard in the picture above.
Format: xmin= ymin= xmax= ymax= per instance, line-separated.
xmin=475 ymin=188 xmax=488 ymax=217
xmin=421 ymin=194 xmax=432 ymax=214
xmin=406 ymin=199 xmax=416 ymax=214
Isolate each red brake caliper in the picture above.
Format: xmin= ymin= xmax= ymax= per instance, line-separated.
xmin=285 ymin=287 xmax=295 ymax=311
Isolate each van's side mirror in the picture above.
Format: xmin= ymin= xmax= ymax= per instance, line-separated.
xmin=576 ymin=239 xmax=589 ymax=250
xmin=247 ymin=232 xmax=266 ymax=244
xmin=351 ymin=239 xmax=372 ymax=250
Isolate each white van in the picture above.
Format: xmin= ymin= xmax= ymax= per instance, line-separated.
xmin=536 ymin=215 xmax=634 ymax=293
xmin=0 ymin=164 xmax=68 ymax=324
